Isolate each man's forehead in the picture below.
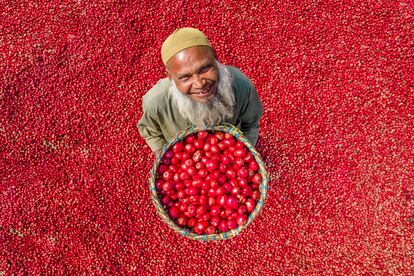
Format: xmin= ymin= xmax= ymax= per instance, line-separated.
xmin=167 ymin=46 xmax=214 ymax=72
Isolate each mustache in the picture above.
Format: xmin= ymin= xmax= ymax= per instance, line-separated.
xmin=192 ymin=83 xmax=212 ymax=93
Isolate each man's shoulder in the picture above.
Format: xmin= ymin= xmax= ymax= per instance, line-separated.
xmin=226 ymin=65 xmax=255 ymax=90
xmin=142 ymin=78 xmax=171 ymax=111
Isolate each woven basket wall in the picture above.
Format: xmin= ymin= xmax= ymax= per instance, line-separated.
xmin=149 ymin=124 xmax=269 ymax=241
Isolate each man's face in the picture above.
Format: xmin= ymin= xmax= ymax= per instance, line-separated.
xmin=166 ymin=46 xmax=219 ymax=103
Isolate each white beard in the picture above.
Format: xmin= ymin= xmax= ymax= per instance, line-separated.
xmin=169 ymin=61 xmax=235 ymax=128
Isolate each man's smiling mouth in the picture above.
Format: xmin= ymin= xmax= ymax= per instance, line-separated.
xmin=193 ymin=84 xmax=214 ymax=96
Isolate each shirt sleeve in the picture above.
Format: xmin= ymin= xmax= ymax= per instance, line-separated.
xmin=137 ymin=99 xmax=167 ymax=153
xmin=239 ymin=85 xmax=263 ymax=146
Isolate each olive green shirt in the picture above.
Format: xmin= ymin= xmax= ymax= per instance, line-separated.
xmin=138 ymin=65 xmax=263 ymax=152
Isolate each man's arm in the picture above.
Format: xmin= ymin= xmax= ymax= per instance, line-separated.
xmin=137 ymin=102 xmax=167 ymax=154
xmin=239 ymin=86 xmax=263 ymax=146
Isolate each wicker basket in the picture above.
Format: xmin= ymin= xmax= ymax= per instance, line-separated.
xmin=149 ymin=124 xmax=269 ymax=241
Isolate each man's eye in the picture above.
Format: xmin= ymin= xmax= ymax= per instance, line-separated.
xmin=180 ymin=77 xmax=190 ymax=82
xmin=200 ymin=65 xmax=212 ymax=73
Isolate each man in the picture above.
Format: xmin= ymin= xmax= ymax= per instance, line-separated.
xmin=138 ymin=27 xmax=263 ymax=156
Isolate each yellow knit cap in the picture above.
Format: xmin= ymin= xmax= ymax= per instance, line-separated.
xmin=161 ymin=27 xmax=212 ymax=65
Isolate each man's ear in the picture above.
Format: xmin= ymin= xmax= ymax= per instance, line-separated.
xmin=212 ymin=48 xmax=218 ymax=59
xmin=165 ymin=68 xmax=172 ymax=81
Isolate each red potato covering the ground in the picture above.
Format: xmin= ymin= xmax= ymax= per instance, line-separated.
xmin=1 ymin=0 xmax=413 ymax=274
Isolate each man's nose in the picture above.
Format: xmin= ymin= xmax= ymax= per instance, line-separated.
xmin=193 ymin=74 xmax=204 ymax=88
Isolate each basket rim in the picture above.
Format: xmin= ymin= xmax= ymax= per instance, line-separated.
xmin=149 ymin=123 xmax=269 ymax=241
